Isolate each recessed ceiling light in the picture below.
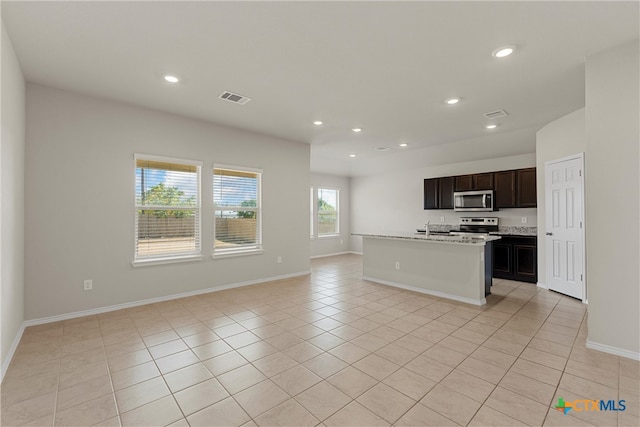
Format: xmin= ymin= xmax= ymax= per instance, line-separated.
xmin=349 ymin=154 xmax=357 ymax=158
xmin=163 ymin=75 xmax=180 ymax=83
xmin=399 ymin=143 xmax=408 ymax=147
xmin=313 ymin=121 xmax=323 ymax=126
xmin=492 ymin=46 xmax=515 ymax=58
xmin=352 ymin=128 xmax=362 ymax=133
xmin=485 ymin=124 xmax=498 ymax=130
xmin=445 ymin=97 xmax=461 ymax=105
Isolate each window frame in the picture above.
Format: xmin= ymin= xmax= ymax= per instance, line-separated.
xmin=310 ymin=186 xmax=315 ymax=239
xmin=315 ymin=187 xmax=340 ymax=238
xmin=132 ymin=153 xmax=203 ymax=267
xmin=212 ymin=164 xmax=263 ymax=258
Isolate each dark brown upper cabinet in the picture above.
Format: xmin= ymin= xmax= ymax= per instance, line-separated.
xmin=424 ymin=176 xmax=454 ymax=210
xmin=473 ymin=173 xmax=494 ymax=190
xmin=424 ymin=178 xmax=439 ymax=209
xmin=494 ymin=170 xmax=517 ymax=208
xmin=454 ymin=175 xmax=473 ymax=191
xmin=438 ymin=176 xmax=455 ymax=209
xmin=455 ymin=173 xmax=493 ymax=191
xmin=425 ymin=167 xmax=536 ymax=210
xmin=517 ymin=168 xmax=537 ymax=207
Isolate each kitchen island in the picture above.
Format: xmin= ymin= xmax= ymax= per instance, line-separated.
xmin=352 ymin=232 xmax=500 ymax=306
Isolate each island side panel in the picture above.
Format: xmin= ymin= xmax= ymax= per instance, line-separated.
xmin=362 ymin=236 xmax=486 ymax=305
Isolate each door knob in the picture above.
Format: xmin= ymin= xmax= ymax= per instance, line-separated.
xmin=546 ymin=232 xmax=553 ymax=236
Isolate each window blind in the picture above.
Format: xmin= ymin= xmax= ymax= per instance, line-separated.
xmin=135 ymin=156 xmax=201 ymax=260
xmin=214 ymin=166 xmax=262 ymax=253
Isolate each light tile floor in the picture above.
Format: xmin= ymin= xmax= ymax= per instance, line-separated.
xmin=2 ymin=254 xmax=638 ymax=426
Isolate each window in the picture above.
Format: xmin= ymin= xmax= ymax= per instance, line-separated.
xmin=317 ymin=188 xmax=339 ymax=236
xmin=134 ymin=155 xmax=202 ymax=263
xmin=213 ymin=166 xmax=262 ymax=256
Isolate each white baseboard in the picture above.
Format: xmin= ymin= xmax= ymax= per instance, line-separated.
xmin=310 ymin=251 xmax=353 ymax=259
xmin=586 ymin=339 xmax=640 ymax=361
xmin=2 ymin=270 xmax=310 ymax=380
xmin=310 ymin=251 xmax=362 ymax=259
xmin=23 ymin=270 xmax=311 ymax=327
xmin=1 ymin=323 xmax=25 ymax=383
xmin=362 ymin=276 xmax=486 ymax=306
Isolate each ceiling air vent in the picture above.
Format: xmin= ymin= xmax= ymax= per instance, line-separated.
xmin=219 ymin=91 xmax=251 ymax=105
xmin=484 ymin=109 xmax=509 ymax=119
xmin=375 ymin=147 xmax=391 ymax=152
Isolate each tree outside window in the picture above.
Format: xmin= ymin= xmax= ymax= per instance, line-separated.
xmin=317 ymin=188 xmax=339 ymax=236
xmin=135 ymin=156 xmax=201 ymax=260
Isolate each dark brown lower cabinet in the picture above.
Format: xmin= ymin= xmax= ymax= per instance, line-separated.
xmin=493 ymin=235 xmax=537 ymax=283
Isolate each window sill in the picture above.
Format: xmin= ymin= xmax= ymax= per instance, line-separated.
xmin=318 ymin=234 xmax=341 ymax=239
xmin=131 ymin=254 xmax=203 ymax=268
xmin=211 ymin=249 xmax=264 ymax=260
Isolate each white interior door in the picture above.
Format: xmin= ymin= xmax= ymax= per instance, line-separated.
xmin=545 ymin=155 xmax=585 ymax=300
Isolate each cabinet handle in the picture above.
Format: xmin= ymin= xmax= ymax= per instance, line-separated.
xmin=545 ymin=232 xmax=553 ymax=236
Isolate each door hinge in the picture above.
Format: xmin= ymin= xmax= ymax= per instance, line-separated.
xmin=581 ymin=274 xmax=583 ymax=282
xmin=580 ymin=221 xmax=583 ymax=228
xmin=579 ymin=169 xmax=582 ymax=177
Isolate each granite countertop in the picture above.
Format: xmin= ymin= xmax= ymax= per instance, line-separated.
xmin=490 ymin=226 xmax=537 ymax=236
xmin=429 ymin=224 xmax=537 ymax=237
xmin=352 ymin=232 xmax=501 ymax=246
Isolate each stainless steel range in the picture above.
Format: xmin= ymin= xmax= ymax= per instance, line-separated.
xmin=449 ymin=217 xmax=499 ymax=237
xmin=452 ymin=217 xmax=499 ymax=296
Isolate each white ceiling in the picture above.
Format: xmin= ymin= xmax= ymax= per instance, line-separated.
xmin=3 ymin=1 xmax=639 ymax=176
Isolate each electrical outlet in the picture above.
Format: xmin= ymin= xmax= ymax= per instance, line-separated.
xmin=521 ymin=217 xmax=528 ymax=224
xmin=277 ymin=256 xmax=282 ymax=264
xmin=340 ymin=239 xmax=344 ymax=245
xmin=395 ymin=261 xmax=400 ymax=270
xmin=83 ymin=280 xmax=93 ymax=291
xmin=440 ymin=216 xmax=445 ymax=222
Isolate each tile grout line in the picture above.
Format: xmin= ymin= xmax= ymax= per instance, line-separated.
xmin=7 ymin=257 xmax=618 ymax=427
xmin=98 ymin=319 xmax=122 ymax=427
xmin=541 ymin=307 xmax=600 ymax=427
xmin=305 ymin=280 xmax=521 ymax=425
xmin=51 ymin=332 xmax=63 ymax=427
xmin=444 ymin=281 xmax=565 ymax=425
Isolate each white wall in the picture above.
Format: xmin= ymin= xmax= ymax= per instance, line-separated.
xmin=25 ymin=84 xmax=310 ymax=320
xmin=585 ymin=40 xmax=639 ymax=357
xmin=342 ymin=126 xmax=538 ymax=178
xmin=535 ymin=108 xmax=586 ymax=286
xmin=1 ymin=23 xmax=26 ymax=374
xmin=310 ymin=173 xmax=351 ymax=258
xmin=350 ymin=152 xmax=537 ymax=253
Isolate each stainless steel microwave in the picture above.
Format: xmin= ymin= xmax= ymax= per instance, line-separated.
xmin=454 ymin=190 xmax=496 ymax=212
